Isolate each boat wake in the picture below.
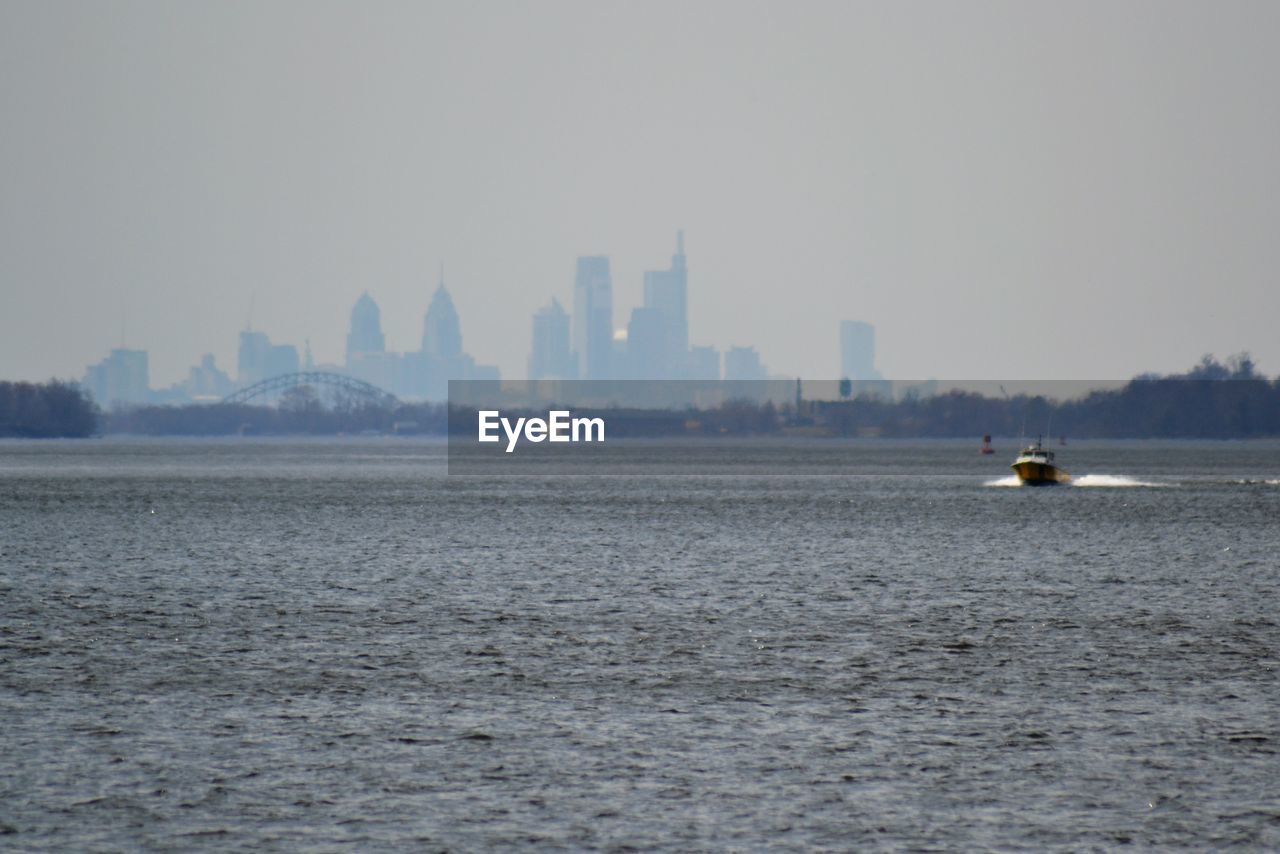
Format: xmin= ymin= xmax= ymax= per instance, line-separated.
xmin=984 ymin=473 xmax=1166 ymax=488
xmin=1072 ymin=474 xmax=1165 ymax=488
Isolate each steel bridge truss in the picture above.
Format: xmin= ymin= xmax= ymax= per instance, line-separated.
xmin=221 ymin=371 xmax=399 ymax=408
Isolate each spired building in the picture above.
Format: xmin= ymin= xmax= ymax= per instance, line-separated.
xmin=573 ymin=256 xmax=613 ymax=380
xmin=346 ymin=292 xmax=385 ymax=363
xmin=528 ymin=298 xmax=576 ymax=380
xmin=421 ymin=281 xmax=463 ymax=361
xmin=340 ymin=282 xmax=497 ymax=402
xmin=538 ymin=230 xmax=725 ymax=383
xmin=405 ymin=273 xmax=498 ymax=400
xmin=639 ymin=230 xmax=689 ymax=378
xmin=344 ymin=292 xmax=401 ymax=395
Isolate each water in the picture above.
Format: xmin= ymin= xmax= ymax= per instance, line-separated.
xmin=2 ymin=438 xmax=1278 ymax=849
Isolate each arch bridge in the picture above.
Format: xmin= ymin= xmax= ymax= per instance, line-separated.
xmin=222 ymin=372 xmax=399 ymax=407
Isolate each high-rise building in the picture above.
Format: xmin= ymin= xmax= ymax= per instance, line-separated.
xmin=528 ymin=298 xmax=576 ymax=380
xmin=238 ymin=331 xmax=299 ymax=386
xmin=83 ymin=348 xmax=150 ymax=408
xmin=625 ymin=307 xmax=668 ymax=379
xmin=186 ymin=353 xmax=231 ymax=400
xmin=237 ymin=331 xmax=271 ymax=386
xmin=840 ymin=320 xmax=881 ymax=381
xmin=687 ymin=345 xmax=721 ymax=381
xmin=573 ymin=256 xmax=613 ymax=380
xmin=346 ymin=292 xmax=385 ymax=365
xmin=724 ymin=346 xmax=767 ymax=381
xmin=641 ymin=230 xmax=689 ymax=377
xmin=422 ymin=279 xmax=463 ymax=360
xmin=343 ymin=292 xmax=402 ymax=392
xmin=411 ymin=273 xmax=499 ymax=400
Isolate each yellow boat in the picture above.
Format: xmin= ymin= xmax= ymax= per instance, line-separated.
xmin=1011 ymin=438 xmax=1070 ymax=485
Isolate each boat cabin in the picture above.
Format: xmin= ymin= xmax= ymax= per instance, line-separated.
xmin=1018 ymin=442 xmax=1054 ymax=463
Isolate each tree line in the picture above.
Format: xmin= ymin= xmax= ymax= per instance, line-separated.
xmin=104 ymin=400 xmax=449 ymax=436
xmin=5 ymin=355 xmax=1278 ymax=439
xmin=814 ymin=354 xmax=1280 ymax=439
xmin=0 ymin=381 xmax=98 ymax=437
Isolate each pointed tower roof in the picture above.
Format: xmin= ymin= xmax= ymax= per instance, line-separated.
xmin=422 ymin=269 xmax=462 ymax=359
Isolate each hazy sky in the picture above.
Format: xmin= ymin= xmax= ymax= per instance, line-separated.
xmin=3 ymin=0 xmax=1278 ymax=387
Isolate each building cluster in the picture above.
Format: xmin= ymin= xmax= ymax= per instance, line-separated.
xmin=80 ymin=232 xmax=882 ymax=409
xmin=342 ymin=275 xmax=498 ymax=400
xmin=528 ymin=231 xmax=770 ymax=383
xmin=83 ymin=274 xmax=496 ymax=408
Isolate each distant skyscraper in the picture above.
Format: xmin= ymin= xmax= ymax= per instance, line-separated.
xmin=410 ymin=271 xmax=499 ymax=400
xmin=237 ymin=331 xmax=299 ymax=386
xmin=266 ymin=343 xmax=299 ymax=379
xmin=343 ymin=292 xmax=402 ymax=392
xmin=687 ymin=345 xmax=721 ymax=381
xmin=83 ymin=348 xmax=150 ymax=407
xmin=237 ymin=331 xmax=271 ymax=385
xmin=186 ymin=353 xmax=231 ymax=400
xmin=573 ymin=256 xmax=613 ymax=380
xmin=840 ymin=320 xmax=881 ymax=381
xmin=346 ymin=292 xmax=385 ymax=366
xmin=528 ymin=298 xmax=575 ymax=380
xmin=625 ymin=307 xmax=668 ymax=379
xmin=641 ymin=230 xmax=689 ymax=377
xmin=724 ymin=346 xmax=767 ymax=381
xmin=422 ymin=277 xmax=463 ymax=360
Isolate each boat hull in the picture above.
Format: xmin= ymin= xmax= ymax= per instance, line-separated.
xmin=1011 ymin=461 xmax=1070 ymax=485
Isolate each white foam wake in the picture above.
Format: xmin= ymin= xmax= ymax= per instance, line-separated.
xmin=1071 ymin=474 xmax=1164 ymax=488
xmin=983 ymin=473 xmax=1165 ymax=488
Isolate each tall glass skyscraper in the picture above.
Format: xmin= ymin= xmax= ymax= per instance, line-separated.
xmin=641 ymin=230 xmax=688 ymax=378
xmin=573 ymin=256 xmax=613 ymax=380
xmin=529 ymin=298 xmax=575 ymax=380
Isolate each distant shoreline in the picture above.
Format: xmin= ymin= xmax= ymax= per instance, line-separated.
xmin=6 ymin=358 xmax=1280 ymax=440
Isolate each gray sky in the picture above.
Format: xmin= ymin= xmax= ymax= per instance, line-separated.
xmin=2 ymin=0 xmax=1278 ymax=387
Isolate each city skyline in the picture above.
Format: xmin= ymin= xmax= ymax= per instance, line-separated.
xmin=4 ymin=2 xmax=1279 ymax=388
xmin=78 ymin=230 xmax=825 ymax=405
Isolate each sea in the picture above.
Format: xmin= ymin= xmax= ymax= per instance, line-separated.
xmin=1 ymin=437 xmax=1278 ymax=850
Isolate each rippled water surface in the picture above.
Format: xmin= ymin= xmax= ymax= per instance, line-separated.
xmin=2 ymin=438 xmax=1279 ymax=849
